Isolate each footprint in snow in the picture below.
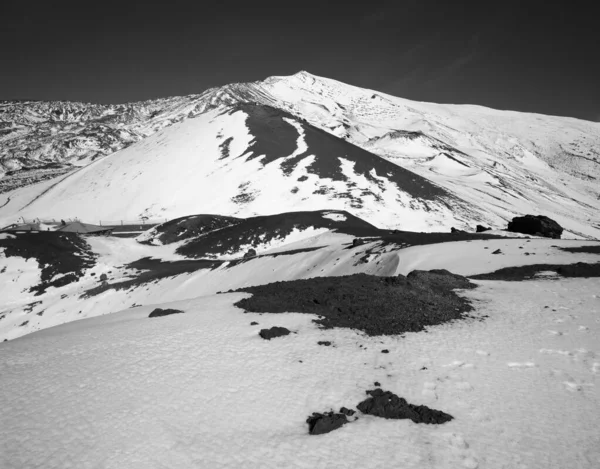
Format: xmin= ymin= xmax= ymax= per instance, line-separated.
xmin=445 ymin=432 xmax=479 ymax=468
xmin=422 ymin=381 xmax=438 ymax=400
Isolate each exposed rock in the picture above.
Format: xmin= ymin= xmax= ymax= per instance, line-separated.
xmin=356 ymin=389 xmax=453 ymax=424
xmin=476 ymin=224 xmax=491 ymax=232
xmin=507 ymin=215 xmax=563 ymax=239
xmin=339 ymin=407 xmax=356 ymax=416
xmin=492 ymin=249 xmax=502 ymax=254
xmin=306 ymin=412 xmax=348 ymax=435
xmin=381 ymin=349 xmax=389 ymax=353
xmin=148 ymin=308 xmax=184 ymax=318
xmin=259 ymin=326 xmax=291 ymax=340
xmin=250 ymin=321 xmax=259 ymax=325
xmin=451 ymin=227 xmax=466 ymax=234
xmin=236 ymin=270 xmax=476 ymax=337
xmin=99 ymin=273 xmax=108 ymax=281
xmin=471 ymin=262 xmax=600 ymax=281
xmin=352 ymin=238 xmax=365 ymax=247
xmin=318 ymin=341 xmax=332 ymax=346
xmin=244 ymin=248 xmax=257 ymax=259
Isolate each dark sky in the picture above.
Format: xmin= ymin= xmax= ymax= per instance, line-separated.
xmin=3 ymin=0 xmax=598 ymax=121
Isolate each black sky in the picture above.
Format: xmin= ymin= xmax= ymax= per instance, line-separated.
xmin=3 ymin=0 xmax=599 ymax=121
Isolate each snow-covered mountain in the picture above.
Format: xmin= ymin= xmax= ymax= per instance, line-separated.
xmin=1 ymin=71 xmax=599 ymax=237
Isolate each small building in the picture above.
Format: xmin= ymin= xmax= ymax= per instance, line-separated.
xmin=0 ymin=222 xmax=43 ymax=233
xmin=55 ymin=221 xmax=113 ymax=236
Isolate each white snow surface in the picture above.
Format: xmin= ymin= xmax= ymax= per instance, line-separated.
xmin=1 ymin=278 xmax=599 ymax=468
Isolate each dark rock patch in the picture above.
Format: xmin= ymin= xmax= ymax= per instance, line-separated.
xmin=381 ymin=349 xmax=389 ymax=353
xmin=177 ymin=210 xmax=377 ymax=259
xmin=352 ymin=238 xmax=365 ymax=247
xmin=0 ymin=232 xmax=96 ymax=295
xmin=306 ymin=411 xmax=348 ymax=435
xmin=235 ymin=270 xmax=476 ymax=336
xmin=471 ymin=262 xmax=600 ymax=281
xmin=250 ymin=321 xmax=259 ymax=325
xmin=148 ymin=308 xmax=184 ymax=318
xmin=318 ymin=341 xmax=332 ymax=346
xmin=559 ymin=245 xmax=600 ymax=254
xmin=259 ymin=326 xmax=291 ymax=340
xmin=83 ymin=257 xmax=220 ymax=297
xmin=340 ymin=407 xmax=356 ymax=416
xmin=244 ymin=248 xmax=257 ymax=259
xmin=357 ymin=389 xmax=453 ymax=424
xmin=139 ymin=214 xmax=242 ymax=245
xmin=492 ymin=249 xmax=502 ymax=255
xmin=507 ymin=215 xmax=563 ymax=239
xmin=230 ymin=103 xmax=456 ymax=205
xmin=476 ymin=225 xmax=491 ymax=232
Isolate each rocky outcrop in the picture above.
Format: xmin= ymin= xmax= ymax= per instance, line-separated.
xmin=244 ymin=248 xmax=257 ymax=259
xmin=507 ymin=215 xmax=563 ymax=239
xmin=356 ymin=389 xmax=453 ymax=424
xmin=148 ymin=308 xmax=184 ymax=318
xmin=306 ymin=411 xmax=349 ymax=435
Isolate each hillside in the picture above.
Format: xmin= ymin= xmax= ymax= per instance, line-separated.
xmin=1 ymin=214 xmax=599 ymax=468
xmin=1 ymin=72 xmax=599 ymax=237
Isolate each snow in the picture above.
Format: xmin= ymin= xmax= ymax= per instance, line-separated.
xmin=1 ymin=71 xmax=600 ymax=467
xmin=393 ymin=238 xmax=600 ymax=276
xmin=2 ymin=72 xmax=598 ymax=237
xmin=321 ymin=212 xmax=347 ymax=222
xmin=0 ymin=250 xmax=41 ymax=306
xmin=1 ymin=277 xmax=598 ymax=468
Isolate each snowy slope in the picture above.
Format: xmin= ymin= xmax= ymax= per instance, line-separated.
xmin=0 ymin=104 xmax=479 ymax=232
xmin=2 ymin=212 xmax=599 ymax=342
xmin=257 ymin=72 xmax=600 ymax=239
xmin=2 ymin=72 xmax=599 ymax=237
xmin=1 ymin=244 xmax=599 ymax=468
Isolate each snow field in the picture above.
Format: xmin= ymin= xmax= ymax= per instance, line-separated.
xmin=1 ymin=277 xmax=598 ymax=468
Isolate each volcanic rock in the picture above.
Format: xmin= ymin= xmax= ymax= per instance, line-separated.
xmin=148 ymin=308 xmax=184 ymax=318
xmin=356 ymin=388 xmax=453 ymax=424
xmin=507 ymin=215 xmax=563 ymax=239
xmin=259 ymin=326 xmax=291 ymax=340
xmin=306 ymin=412 xmax=348 ymax=435
xmin=243 ymin=248 xmax=257 ymax=259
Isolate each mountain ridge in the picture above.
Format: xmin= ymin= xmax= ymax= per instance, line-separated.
xmin=1 ymin=71 xmax=599 ymax=237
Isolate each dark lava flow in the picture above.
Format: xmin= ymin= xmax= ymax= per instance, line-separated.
xmin=235 ymin=269 xmax=476 ymax=336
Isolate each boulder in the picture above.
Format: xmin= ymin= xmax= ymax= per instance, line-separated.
xmin=476 ymin=225 xmax=491 ymax=232
xmin=356 ymin=388 xmax=453 ymax=424
xmin=259 ymin=326 xmax=291 ymax=340
xmin=243 ymin=248 xmax=257 ymax=259
xmin=148 ymin=308 xmax=184 ymax=318
xmin=306 ymin=412 xmax=348 ymax=435
xmin=507 ymin=215 xmax=563 ymax=239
